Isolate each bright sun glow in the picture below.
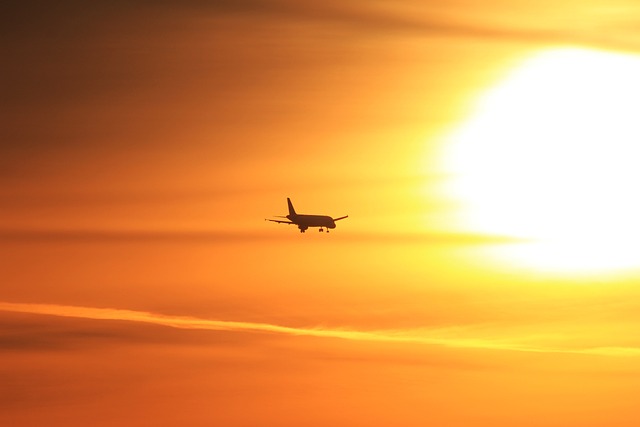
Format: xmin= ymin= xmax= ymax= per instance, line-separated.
xmin=444 ymin=47 xmax=640 ymax=274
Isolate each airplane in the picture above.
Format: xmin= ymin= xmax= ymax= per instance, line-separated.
xmin=266 ymin=198 xmax=348 ymax=233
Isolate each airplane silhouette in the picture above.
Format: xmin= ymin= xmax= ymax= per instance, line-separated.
xmin=266 ymin=198 xmax=348 ymax=233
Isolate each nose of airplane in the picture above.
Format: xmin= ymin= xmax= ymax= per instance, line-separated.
xmin=328 ymin=221 xmax=336 ymax=229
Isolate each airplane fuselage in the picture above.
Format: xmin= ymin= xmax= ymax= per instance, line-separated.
xmin=287 ymin=214 xmax=336 ymax=229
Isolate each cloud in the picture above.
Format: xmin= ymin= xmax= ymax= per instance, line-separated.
xmin=0 ymin=228 xmax=520 ymax=246
xmin=4 ymin=0 xmax=640 ymax=52
xmin=0 ymin=229 xmax=274 ymax=243
xmin=198 ymin=0 xmax=640 ymax=52
xmin=1 ymin=301 xmax=638 ymax=357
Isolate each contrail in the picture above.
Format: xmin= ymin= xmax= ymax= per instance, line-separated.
xmin=0 ymin=301 xmax=637 ymax=356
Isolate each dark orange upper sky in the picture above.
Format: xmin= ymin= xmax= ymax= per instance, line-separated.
xmin=5 ymin=0 xmax=640 ymax=234
xmin=4 ymin=1 xmax=640 ymax=426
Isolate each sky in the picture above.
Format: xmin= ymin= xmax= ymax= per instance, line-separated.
xmin=4 ymin=1 xmax=640 ymax=425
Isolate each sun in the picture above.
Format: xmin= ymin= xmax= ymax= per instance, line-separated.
xmin=443 ymin=47 xmax=640 ymax=274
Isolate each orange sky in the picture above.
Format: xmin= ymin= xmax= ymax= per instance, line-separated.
xmin=4 ymin=1 xmax=640 ymax=426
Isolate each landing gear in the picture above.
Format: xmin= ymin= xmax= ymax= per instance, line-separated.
xmin=298 ymin=226 xmax=308 ymax=233
xmin=319 ymin=228 xmax=324 ymax=232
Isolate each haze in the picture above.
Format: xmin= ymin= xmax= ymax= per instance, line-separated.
xmin=4 ymin=1 xmax=640 ymax=426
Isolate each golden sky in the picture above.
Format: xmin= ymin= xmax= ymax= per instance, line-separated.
xmin=4 ymin=1 xmax=640 ymax=426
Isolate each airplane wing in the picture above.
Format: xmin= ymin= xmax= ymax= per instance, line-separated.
xmin=265 ymin=218 xmax=295 ymax=224
xmin=333 ymin=215 xmax=349 ymax=221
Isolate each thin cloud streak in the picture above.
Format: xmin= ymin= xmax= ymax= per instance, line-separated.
xmin=4 ymin=1 xmax=640 ymax=52
xmin=207 ymin=0 xmax=640 ymax=52
xmin=0 ymin=301 xmax=637 ymax=357
xmin=0 ymin=229 xmax=520 ymax=244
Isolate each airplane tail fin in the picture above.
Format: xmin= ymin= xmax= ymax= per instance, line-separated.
xmin=287 ymin=198 xmax=297 ymax=216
